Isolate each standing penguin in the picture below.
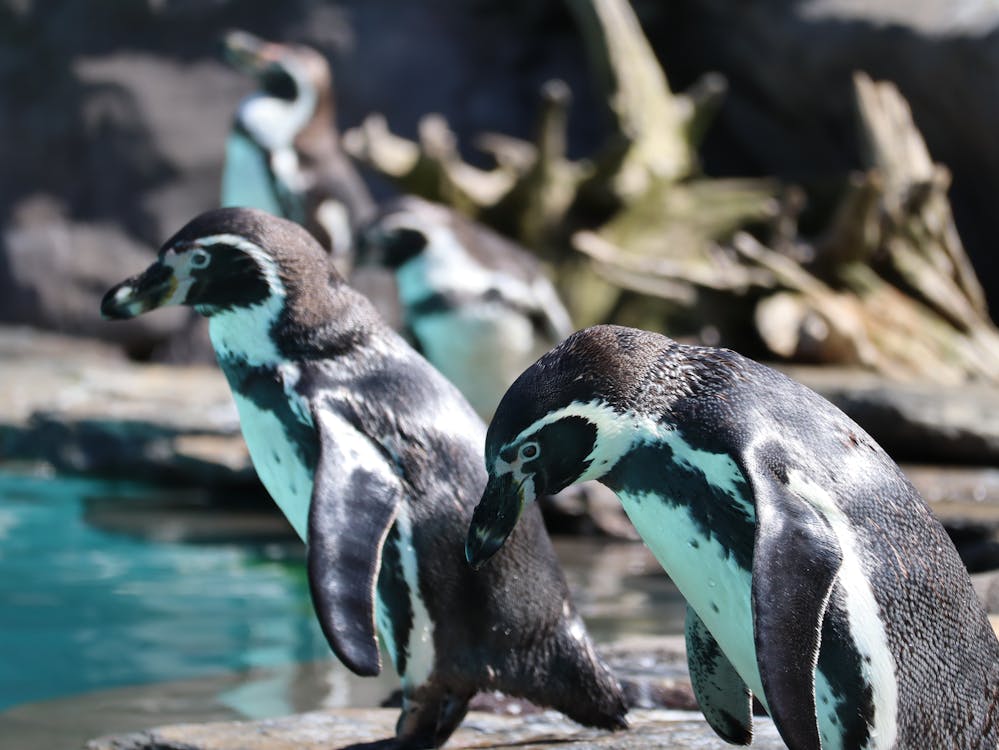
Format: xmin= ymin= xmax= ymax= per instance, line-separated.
xmin=356 ymin=196 xmax=573 ymax=417
xmin=100 ymin=209 xmax=627 ymax=748
xmin=467 ymin=324 xmax=999 ymax=750
xmin=221 ymin=31 xmax=374 ymax=268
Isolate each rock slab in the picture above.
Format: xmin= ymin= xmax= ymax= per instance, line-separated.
xmin=0 ymin=327 xmax=250 ymax=485
xmin=86 ymin=708 xmax=784 ymax=750
xmin=782 ymin=365 xmax=999 ymax=465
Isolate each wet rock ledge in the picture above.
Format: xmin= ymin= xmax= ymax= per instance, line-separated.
xmin=4 ymin=327 xmax=999 ymax=517
xmin=86 ymin=708 xmax=784 ymax=750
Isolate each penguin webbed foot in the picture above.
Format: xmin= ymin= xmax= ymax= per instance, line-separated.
xmin=388 ymin=688 xmax=471 ymax=750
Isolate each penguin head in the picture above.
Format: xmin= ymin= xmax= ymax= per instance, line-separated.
xmin=101 ymin=207 xmax=335 ymax=320
xmin=223 ymin=30 xmax=333 ymax=150
xmin=467 ymin=326 xmax=657 ymax=567
xmin=355 ymin=198 xmax=454 ymax=271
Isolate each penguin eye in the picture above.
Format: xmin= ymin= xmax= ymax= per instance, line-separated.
xmin=520 ymin=442 xmax=540 ymax=461
xmin=189 ymin=249 xmax=211 ymax=269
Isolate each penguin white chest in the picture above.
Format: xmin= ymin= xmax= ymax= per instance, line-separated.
xmin=617 ymin=488 xmax=763 ymax=698
xmin=410 ymin=306 xmax=536 ymax=417
xmin=230 ymin=390 xmax=314 ymax=541
xmin=221 ymin=132 xmax=284 ymax=216
xmin=209 ymin=304 xmax=315 ymax=540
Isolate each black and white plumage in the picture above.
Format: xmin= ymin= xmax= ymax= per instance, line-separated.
xmin=467 ymin=324 xmax=999 ymax=750
xmin=100 ymin=208 xmax=627 ymax=748
xmin=222 ymin=31 xmax=373 ymax=269
xmin=356 ymin=196 xmax=573 ymax=417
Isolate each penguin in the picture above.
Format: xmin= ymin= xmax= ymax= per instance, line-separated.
xmin=355 ymin=196 xmax=573 ymax=417
xmin=100 ymin=208 xmax=628 ymax=749
xmin=221 ymin=30 xmax=374 ymax=269
xmin=466 ymin=324 xmax=999 ymax=750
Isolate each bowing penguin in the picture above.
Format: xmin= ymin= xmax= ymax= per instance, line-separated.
xmin=100 ymin=209 xmax=627 ymax=749
xmin=221 ymin=30 xmax=373 ymax=268
xmin=467 ymin=324 xmax=999 ymax=750
xmin=356 ymin=196 xmax=573 ymax=417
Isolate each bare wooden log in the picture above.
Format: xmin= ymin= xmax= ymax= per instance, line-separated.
xmin=853 ymin=71 xmax=989 ymax=317
xmin=738 ymin=74 xmax=999 ymax=383
xmin=342 ymin=114 xmax=512 ymax=215
xmin=576 ymin=230 xmax=773 ymax=297
xmin=565 ymin=0 xmax=728 ymax=210
xmin=571 ymin=177 xmax=778 ymax=293
xmin=482 ymin=80 xmax=589 ymax=256
xmin=342 ymin=8 xmax=998 ymax=385
xmin=733 ymin=232 xmax=889 ymax=373
xmin=815 ymin=171 xmax=884 ymax=267
xmin=566 ymin=0 xmax=694 ymax=189
xmin=343 ymin=0 xmax=731 ymax=249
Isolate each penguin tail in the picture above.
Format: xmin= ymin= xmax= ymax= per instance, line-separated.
xmin=498 ymin=620 xmax=629 ymax=730
xmin=550 ymin=629 xmax=630 ymax=730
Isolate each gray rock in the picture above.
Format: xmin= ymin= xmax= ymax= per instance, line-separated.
xmin=85 ymin=708 xmax=785 ymax=750
xmin=0 ymin=201 xmax=203 ymax=360
xmin=972 ymin=570 xmax=999 ymax=614
xmin=781 ymin=365 xmax=999 ymax=465
xmin=0 ymin=1 xmax=600 ymax=358
xmin=646 ymin=0 xmax=999 ymax=312
xmin=5 ymin=329 xmax=999 ymax=543
xmin=0 ymin=326 xmax=249 ymax=485
xmin=903 ymin=465 xmax=999 ymax=529
xmin=900 ymin=465 xmax=999 ymax=571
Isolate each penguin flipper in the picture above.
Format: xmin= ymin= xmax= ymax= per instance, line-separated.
xmin=307 ymin=406 xmax=403 ymax=677
xmin=748 ymin=441 xmax=843 ymax=750
xmin=685 ymin=604 xmax=753 ymax=745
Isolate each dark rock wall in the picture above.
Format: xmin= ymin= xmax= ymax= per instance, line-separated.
xmin=2 ymin=0 xmax=998 ymax=355
xmin=642 ymin=0 xmax=999 ymax=308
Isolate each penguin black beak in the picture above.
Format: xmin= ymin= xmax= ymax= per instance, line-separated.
xmin=221 ymin=29 xmax=273 ymax=74
xmin=100 ymin=262 xmax=177 ymax=320
xmin=465 ymin=474 xmax=527 ymax=570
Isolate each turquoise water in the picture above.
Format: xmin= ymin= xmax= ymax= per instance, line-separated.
xmin=0 ymin=469 xmax=684 ymax=747
xmin=0 ymin=471 xmax=330 ymax=712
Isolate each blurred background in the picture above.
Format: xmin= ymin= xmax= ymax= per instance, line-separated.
xmin=2 ymin=1 xmax=999 ymax=748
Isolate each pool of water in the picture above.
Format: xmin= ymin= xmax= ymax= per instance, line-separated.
xmin=0 ymin=469 xmax=684 ymax=749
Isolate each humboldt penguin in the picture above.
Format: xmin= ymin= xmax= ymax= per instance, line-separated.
xmin=467 ymin=324 xmax=999 ymax=750
xmin=221 ymin=30 xmax=373 ymax=269
xmin=100 ymin=208 xmax=627 ymax=749
xmin=355 ymin=196 xmax=573 ymax=417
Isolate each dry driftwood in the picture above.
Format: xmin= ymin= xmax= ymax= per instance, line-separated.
xmin=749 ymin=73 xmax=999 ymax=383
xmin=571 ymin=69 xmax=999 ymax=383
xmin=342 ymin=0 xmax=740 ymax=241
xmin=342 ymin=0 xmax=775 ymax=327
xmin=343 ymin=1 xmax=998 ymax=383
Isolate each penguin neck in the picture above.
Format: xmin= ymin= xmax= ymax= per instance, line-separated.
xmin=204 ymin=267 xmax=375 ymax=367
xmin=294 ymin=91 xmax=338 ymax=160
xmin=238 ymin=89 xmax=317 ymax=153
xmin=206 ymin=290 xmax=288 ymax=369
xmin=274 ymin=280 xmax=382 ymax=361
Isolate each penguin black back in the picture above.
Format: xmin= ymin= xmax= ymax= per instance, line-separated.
xmin=102 ymin=209 xmax=627 ymax=748
xmin=470 ymin=324 xmax=999 ymax=750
